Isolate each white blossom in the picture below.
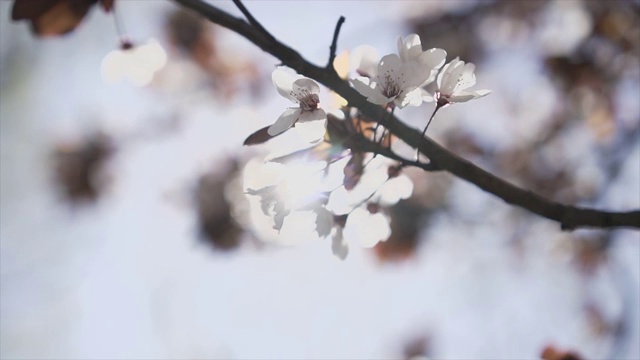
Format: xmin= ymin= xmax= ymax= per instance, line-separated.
xmin=269 ymin=67 xmax=326 ymax=141
xmin=101 ymin=39 xmax=167 ymax=87
xmin=433 ymin=57 xmax=491 ymax=105
xmin=397 ymin=34 xmax=447 ymax=85
xmin=352 ymin=34 xmax=446 ymax=108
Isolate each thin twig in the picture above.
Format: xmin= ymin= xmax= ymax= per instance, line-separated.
xmin=327 ymin=16 xmax=346 ymax=70
xmin=417 ymin=103 xmax=442 ymax=162
xmin=232 ymin=0 xmax=277 ymax=43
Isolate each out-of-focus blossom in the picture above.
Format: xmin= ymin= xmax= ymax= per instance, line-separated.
xmin=344 ymin=206 xmax=391 ymax=248
xmin=432 ymin=57 xmax=491 ymax=105
xmin=101 ymin=39 xmax=167 ymax=87
xmin=52 ymin=133 xmax=113 ymax=204
xmin=269 ymin=67 xmax=327 ymax=142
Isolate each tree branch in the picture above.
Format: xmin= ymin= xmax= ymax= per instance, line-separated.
xmin=173 ymin=0 xmax=640 ymax=231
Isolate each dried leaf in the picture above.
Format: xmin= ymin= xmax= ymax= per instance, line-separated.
xmin=243 ymin=125 xmax=277 ymax=146
xmin=343 ymin=152 xmax=364 ymax=190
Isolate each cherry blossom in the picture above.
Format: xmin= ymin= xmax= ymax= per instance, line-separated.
xmin=269 ymin=67 xmax=327 ymax=142
xmin=101 ymin=39 xmax=167 ymax=87
xmin=352 ymin=34 xmax=446 ymax=108
xmin=433 ymin=57 xmax=491 ymax=106
xmin=397 ymin=34 xmax=447 ymax=86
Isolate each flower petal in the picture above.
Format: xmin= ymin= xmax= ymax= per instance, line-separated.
xmin=397 ymin=33 xmax=422 ymax=62
xmin=378 ymin=53 xmax=402 ymax=82
xmin=292 ymin=78 xmax=320 ymax=97
xmin=419 ymin=48 xmax=447 ymax=71
xmin=449 ymin=89 xmax=491 ymax=103
xmin=437 ymin=57 xmax=460 ymax=93
xmin=352 ymin=77 xmax=393 ymax=105
xmin=296 ymin=110 xmax=327 ymax=143
xmin=344 ymin=208 xmax=391 ymax=248
xmin=440 ymin=58 xmax=467 ymax=95
xmin=268 ymin=108 xmax=300 ymax=136
xmin=351 ymin=45 xmax=379 ymax=78
xmin=396 ymin=87 xmax=423 ymax=108
xmin=272 ymin=66 xmax=299 ymax=102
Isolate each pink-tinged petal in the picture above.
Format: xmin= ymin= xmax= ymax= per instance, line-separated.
xmin=449 ymin=89 xmax=491 ymax=103
xmin=272 ymin=67 xmax=299 ymax=102
xmin=292 ymin=78 xmax=320 ymax=96
xmin=268 ymin=108 xmax=300 ymax=136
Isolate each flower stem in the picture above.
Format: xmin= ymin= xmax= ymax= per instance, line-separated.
xmin=417 ymin=104 xmax=442 ymax=162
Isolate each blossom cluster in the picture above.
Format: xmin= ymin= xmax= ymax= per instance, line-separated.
xmin=245 ymin=34 xmax=490 ymax=259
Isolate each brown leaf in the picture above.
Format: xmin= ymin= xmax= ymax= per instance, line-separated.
xmin=343 ymin=152 xmax=364 ymax=190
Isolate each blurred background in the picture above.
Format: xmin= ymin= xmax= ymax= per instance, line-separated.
xmin=1 ymin=0 xmax=639 ymax=359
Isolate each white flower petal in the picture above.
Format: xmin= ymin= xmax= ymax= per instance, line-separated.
xmin=378 ymin=175 xmax=414 ymax=206
xmin=295 ymin=113 xmax=326 ymax=143
xmin=268 ymin=108 xmax=300 ymax=136
xmin=272 ymin=67 xmax=300 ymax=102
xmin=351 ymin=45 xmax=379 ymax=78
xmin=396 ymin=87 xmax=422 ymax=108
xmin=441 ymin=59 xmax=467 ymax=95
xmin=419 ymin=48 xmax=447 ymax=71
xmin=292 ymin=78 xmax=320 ymax=97
xmin=378 ymin=54 xmax=402 ymax=82
xmin=455 ymin=62 xmax=477 ymax=91
xmin=298 ymin=108 xmax=326 ymax=123
xmin=420 ymin=88 xmax=436 ymax=103
xmin=397 ymin=34 xmax=423 ymax=62
xmin=401 ymin=60 xmax=431 ymax=88
xmin=449 ymin=89 xmax=491 ymax=103
xmin=344 ymin=208 xmax=391 ymax=248
xmin=352 ymin=77 xmax=393 ymax=105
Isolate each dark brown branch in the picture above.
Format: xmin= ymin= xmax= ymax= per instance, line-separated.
xmin=327 ymin=16 xmax=346 ymax=69
xmin=173 ymin=0 xmax=640 ymax=231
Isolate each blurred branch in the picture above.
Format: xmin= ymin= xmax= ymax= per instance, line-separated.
xmin=173 ymin=0 xmax=640 ymax=231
